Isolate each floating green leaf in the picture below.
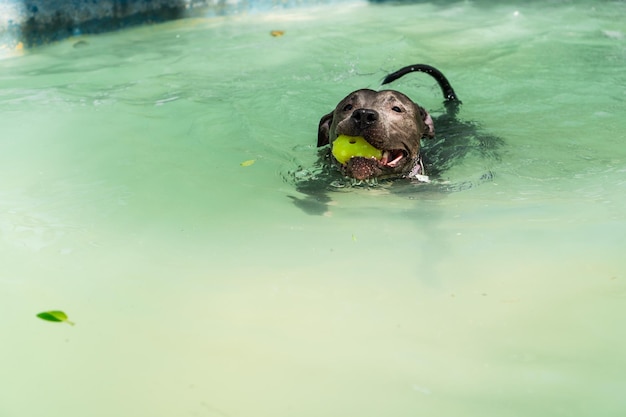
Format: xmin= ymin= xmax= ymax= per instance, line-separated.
xmin=37 ymin=310 xmax=75 ymax=326
xmin=240 ymin=159 xmax=255 ymax=167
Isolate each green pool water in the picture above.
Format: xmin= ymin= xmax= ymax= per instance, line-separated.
xmin=1 ymin=1 xmax=625 ymax=416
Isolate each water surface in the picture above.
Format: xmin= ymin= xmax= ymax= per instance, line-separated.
xmin=1 ymin=1 xmax=625 ymax=416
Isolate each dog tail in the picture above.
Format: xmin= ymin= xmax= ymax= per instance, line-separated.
xmin=382 ymin=64 xmax=460 ymax=103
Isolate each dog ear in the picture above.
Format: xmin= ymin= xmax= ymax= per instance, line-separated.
xmin=419 ymin=106 xmax=435 ymax=138
xmin=317 ymin=112 xmax=333 ymax=147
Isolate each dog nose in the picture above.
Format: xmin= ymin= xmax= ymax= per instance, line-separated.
xmin=351 ymin=109 xmax=379 ymax=129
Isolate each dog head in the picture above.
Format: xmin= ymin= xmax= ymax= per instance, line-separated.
xmin=318 ymin=89 xmax=434 ymax=180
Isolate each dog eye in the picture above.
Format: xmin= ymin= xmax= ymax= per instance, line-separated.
xmin=392 ymin=106 xmax=403 ymax=113
xmin=343 ymin=104 xmax=353 ymax=112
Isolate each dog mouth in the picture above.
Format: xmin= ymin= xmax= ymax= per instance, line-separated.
xmin=341 ymin=149 xmax=409 ymax=180
xmin=330 ymin=134 xmax=412 ymax=180
xmin=379 ymin=149 xmax=406 ymax=167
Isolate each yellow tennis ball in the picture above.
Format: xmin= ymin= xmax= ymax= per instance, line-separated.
xmin=331 ymin=135 xmax=382 ymax=165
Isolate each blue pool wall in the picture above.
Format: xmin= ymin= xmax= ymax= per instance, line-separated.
xmin=0 ymin=0 xmax=356 ymax=57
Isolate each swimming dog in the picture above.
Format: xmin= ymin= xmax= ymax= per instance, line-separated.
xmin=317 ymin=64 xmax=459 ymax=181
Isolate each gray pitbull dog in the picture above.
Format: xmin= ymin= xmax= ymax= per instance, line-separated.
xmin=317 ymin=64 xmax=459 ymax=181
